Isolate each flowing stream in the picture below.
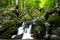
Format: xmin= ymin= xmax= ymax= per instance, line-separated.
xmin=22 ymin=24 xmax=34 ymax=39
xmin=17 ymin=22 xmax=25 ymax=35
xmin=11 ymin=22 xmax=25 ymax=38
xmin=11 ymin=20 xmax=36 ymax=39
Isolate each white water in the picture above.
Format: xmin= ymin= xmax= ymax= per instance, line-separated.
xmin=22 ymin=24 xmax=34 ymax=39
xmin=17 ymin=22 xmax=25 ymax=35
xmin=11 ymin=20 xmax=35 ymax=39
xmin=11 ymin=22 xmax=25 ymax=38
xmin=27 ymin=25 xmax=32 ymax=33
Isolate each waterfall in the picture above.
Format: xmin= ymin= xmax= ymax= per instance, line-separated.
xmin=22 ymin=24 xmax=34 ymax=39
xmin=11 ymin=22 xmax=25 ymax=38
xmin=27 ymin=24 xmax=32 ymax=34
xmin=17 ymin=22 xmax=25 ymax=35
xmin=11 ymin=20 xmax=36 ymax=39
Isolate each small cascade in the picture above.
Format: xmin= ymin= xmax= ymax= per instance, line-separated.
xmin=27 ymin=25 xmax=32 ymax=34
xmin=11 ymin=20 xmax=36 ymax=39
xmin=44 ymin=22 xmax=50 ymax=38
xmin=22 ymin=20 xmax=36 ymax=39
xmin=11 ymin=22 xmax=25 ymax=38
xmin=22 ymin=24 xmax=34 ymax=39
xmin=17 ymin=22 xmax=25 ymax=35
xmin=45 ymin=26 xmax=49 ymax=38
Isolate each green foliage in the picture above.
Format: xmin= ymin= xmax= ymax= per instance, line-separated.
xmin=39 ymin=0 xmax=47 ymax=8
xmin=47 ymin=14 xmax=60 ymax=26
xmin=45 ymin=0 xmax=55 ymax=9
xmin=39 ymin=0 xmax=55 ymax=9
xmin=0 ymin=0 xmax=60 ymax=39
xmin=24 ymin=0 xmax=40 ymax=8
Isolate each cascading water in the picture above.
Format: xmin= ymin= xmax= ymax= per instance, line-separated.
xmin=11 ymin=20 xmax=36 ymax=39
xmin=44 ymin=22 xmax=50 ymax=38
xmin=11 ymin=22 xmax=25 ymax=38
xmin=17 ymin=22 xmax=25 ymax=35
xmin=22 ymin=24 xmax=34 ymax=39
xmin=27 ymin=25 xmax=32 ymax=34
xmin=22 ymin=20 xmax=36 ymax=39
